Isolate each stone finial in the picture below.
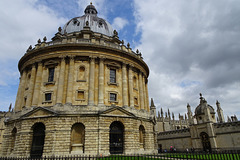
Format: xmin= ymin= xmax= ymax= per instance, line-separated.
xmin=38 ymin=39 xmax=41 ymax=44
xmin=121 ymin=40 xmax=124 ymax=44
xmin=58 ymin=27 xmax=62 ymax=32
xmin=172 ymin=112 xmax=175 ymax=119
xmin=27 ymin=45 xmax=32 ymax=52
xmin=185 ymin=113 xmax=187 ymax=120
xmin=161 ymin=108 xmax=163 ymax=116
xmin=43 ymin=36 xmax=47 ymax=42
xmin=127 ymin=43 xmax=130 ymax=48
xmin=113 ymin=30 xmax=118 ymax=36
xmin=136 ymin=49 xmax=139 ymax=54
xmin=150 ymin=98 xmax=156 ymax=109
xmin=158 ymin=111 xmax=160 ymax=118
xmin=8 ymin=103 xmax=12 ymax=112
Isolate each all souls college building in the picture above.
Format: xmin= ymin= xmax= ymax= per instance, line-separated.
xmin=0 ymin=3 xmax=157 ymax=157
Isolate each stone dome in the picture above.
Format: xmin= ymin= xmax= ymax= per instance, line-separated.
xmin=194 ymin=94 xmax=215 ymax=115
xmin=195 ymin=104 xmax=215 ymax=116
xmin=61 ymin=3 xmax=114 ymax=37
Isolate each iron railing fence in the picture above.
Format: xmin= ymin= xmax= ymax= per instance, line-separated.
xmin=1 ymin=150 xmax=240 ymax=160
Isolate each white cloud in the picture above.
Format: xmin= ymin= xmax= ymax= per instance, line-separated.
xmin=112 ymin=17 xmax=128 ymax=31
xmin=134 ymin=0 xmax=240 ymax=118
xmin=0 ymin=0 xmax=66 ymax=111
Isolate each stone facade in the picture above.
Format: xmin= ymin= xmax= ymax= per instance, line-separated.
xmin=0 ymin=3 xmax=157 ymax=157
xmin=157 ymin=94 xmax=240 ymax=151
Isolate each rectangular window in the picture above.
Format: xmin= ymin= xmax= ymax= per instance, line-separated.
xmin=134 ymin=97 xmax=138 ymax=105
xmin=45 ymin=93 xmax=52 ymax=101
xmin=110 ymin=69 xmax=116 ymax=83
xmin=48 ymin=68 xmax=55 ymax=82
xmin=77 ymin=90 xmax=85 ymax=100
xmin=110 ymin=93 xmax=117 ymax=102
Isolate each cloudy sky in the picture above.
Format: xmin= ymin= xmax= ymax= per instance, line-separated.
xmin=0 ymin=0 xmax=240 ymax=120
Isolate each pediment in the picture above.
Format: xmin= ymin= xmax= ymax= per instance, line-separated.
xmin=106 ymin=62 xmax=121 ymax=68
xmin=100 ymin=106 xmax=136 ymax=118
xmin=20 ymin=107 xmax=58 ymax=119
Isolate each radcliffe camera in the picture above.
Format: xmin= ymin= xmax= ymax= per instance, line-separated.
xmin=0 ymin=1 xmax=239 ymax=160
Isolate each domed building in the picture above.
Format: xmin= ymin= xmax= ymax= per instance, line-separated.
xmin=1 ymin=3 xmax=157 ymax=157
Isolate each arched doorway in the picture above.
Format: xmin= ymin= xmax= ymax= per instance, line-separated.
xmin=70 ymin=123 xmax=85 ymax=154
xmin=30 ymin=123 xmax=45 ymax=158
xmin=109 ymin=121 xmax=124 ymax=154
xmin=200 ymin=132 xmax=211 ymax=152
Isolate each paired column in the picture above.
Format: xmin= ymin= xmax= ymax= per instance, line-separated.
xmin=32 ymin=62 xmax=43 ymax=106
xmin=139 ymin=72 xmax=145 ymax=109
xmin=66 ymin=56 xmax=75 ymax=104
xmin=98 ymin=58 xmax=104 ymax=106
xmin=88 ymin=57 xmax=95 ymax=105
xmin=26 ymin=64 xmax=37 ymax=108
xmin=122 ymin=63 xmax=128 ymax=107
xmin=128 ymin=66 xmax=134 ymax=107
xmin=14 ymin=71 xmax=27 ymax=111
xmin=143 ymin=76 xmax=148 ymax=111
xmin=56 ymin=56 xmax=66 ymax=104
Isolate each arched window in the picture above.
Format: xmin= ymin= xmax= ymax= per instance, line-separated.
xmin=139 ymin=125 xmax=145 ymax=149
xmin=71 ymin=123 xmax=85 ymax=154
xmin=109 ymin=121 xmax=124 ymax=154
xmin=78 ymin=66 xmax=86 ymax=81
xmin=133 ymin=76 xmax=137 ymax=89
xmin=11 ymin=128 xmax=17 ymax=152
xmin=30 ymin=123 xmax=45 ymax=158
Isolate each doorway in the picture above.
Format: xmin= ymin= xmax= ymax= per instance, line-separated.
xmin=30 ymin=123 xmax=45 ymax=158
xmin=200 ymin=132 xmax=211 ymax=152
xmin=109 ymin=121 xmax=124 ymax=154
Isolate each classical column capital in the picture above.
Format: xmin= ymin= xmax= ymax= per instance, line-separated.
xmin=69 ymin=55 xmax=75 ymax=61
xmin=59 ymin=55 xmax=66 ymax=61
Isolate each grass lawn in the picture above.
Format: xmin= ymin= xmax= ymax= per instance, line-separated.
xmin=98 ymin=153 xmax=240 ymax=160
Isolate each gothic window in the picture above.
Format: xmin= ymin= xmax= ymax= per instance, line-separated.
xmin=78 ymin=66 xmax=86 ymax=81
xmin=71 ymin=123 xmax=85 ymax=153
xmin=48 ymin=67 xmax=55 ymax=82
xmin=139 ymin=125 xmax=145 ymax=149
xmin=110 ymin=69 xmax=116 ymax=83
xmin=11 ymin=128 xmax=17 ymax=152
xmin=110 ymin=93 xmax=117 ymax=102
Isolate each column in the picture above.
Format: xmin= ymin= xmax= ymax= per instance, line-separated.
xmin=139 ymin=72 xmax=144 ymax=109
xmin=14 ymin=71 xmax=26 ymax=111
xmin=26 ymin=64 xmax=37 ymax=108
xmin=32 ymin=62 xmax=43 ymax=106
xmin=146 ymin=83 xmax=150 ymax=112
xmin=122 ymin=63 xmax=128 ymax=107
xmin=128 ymin=66 xmax=134 ymax=107
xmin=88 ymin=57 xmax=95 ymax=105
xmin=56 ymin=56 xmax=66 ymax=104
xmin=98 ymin=58 xmax=104 ymax=106
xmin=66 ymin=56 xmax=75 ymax=104
xmin=142 ymin=76 xmax=147 ymax=111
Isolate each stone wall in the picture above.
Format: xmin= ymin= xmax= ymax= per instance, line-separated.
xmin=1 ymin=113 xmax=156 ymax=157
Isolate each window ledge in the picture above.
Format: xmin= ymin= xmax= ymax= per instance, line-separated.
xmin=42 ymin=100 xmax=52 ymax=104
xmin=76 ymin=99 xmax=85 ymax=101
xmin=77 ymin=80 xmax=86 ymax=82
xmin=44 ymin=81 xmax=55 ymax=85
xmin=107 ymin=82 xmax=119 ymax=86
xmin=109 ymin=100 xmax=118 ymax=104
